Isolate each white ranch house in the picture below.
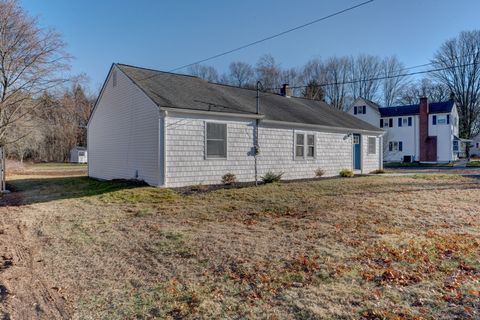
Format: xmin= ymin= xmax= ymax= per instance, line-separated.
xmin=87 ymin=64 xmax=383 ymax=187
xmin=348 ymin=97 xmax=461 ymax=163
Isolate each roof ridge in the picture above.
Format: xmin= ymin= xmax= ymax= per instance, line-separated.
xmin=383 ymin=100 xmax=453 ymax=109
xmin=116 ymin=63 xmax=333 ymax=107
xmin=115 ymin=63 xmax=200 ymax=80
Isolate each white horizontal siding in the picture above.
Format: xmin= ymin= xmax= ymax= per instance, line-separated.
xmin=88 ymin=66 xmax=160 ymax=186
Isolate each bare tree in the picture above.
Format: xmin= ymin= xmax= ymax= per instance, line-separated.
xmin=349 ymin=54 xmax=382 ymax=101
xmin=322 ymin=56 xmax=351 ymax=110
xmin=302 ymin=80 xmax=325 ymax=101
xmin=0 ymin=0 xmax=70 ymax=145
xmin=228 ymin=61 xmax=254 ymax=87
xmin=186 ymin=64 xmax=219 ymax=82
xmin=399 ymin=78 xmax=450 ymax=105
xmin=5 ymin=115 xmax=44 ymax=163
xmin=301 ymin=59 xmax=326 ymax=100
xmin=302 ymin=59 xmax=324 ymax=84
xmin=255 ymin=54 xmax=282 ymax=92
xmin=382 ymin=56 xmax=410 ymax=106
xmin=431 ymin=30 xmax=480 ymax=138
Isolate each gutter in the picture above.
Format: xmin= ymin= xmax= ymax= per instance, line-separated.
xmin=160 ymin=107 xmax=265 ymax=119
xmin=161 ymin=107 xmax=383 ymax=135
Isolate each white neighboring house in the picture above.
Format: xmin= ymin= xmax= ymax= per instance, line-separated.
xmin=348 ymin=97 xmax=460 ymax=163
xmin=470 ymin=135 xmax=480 ymax=157
xmin=70 ymin=146 xmax=88 ymax=164
xmin=87 ymin=64 xmax=383 ymax=188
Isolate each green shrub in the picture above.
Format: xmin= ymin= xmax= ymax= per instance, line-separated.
xmin=339 ymin=169 xmax=354 ymax=177
xmin=315 ymin=168 xmax=325 ymax=178
xmin=261 ymin=171 xmax=283 ymax=184
xmin=221 ymin=173 xmax=237 ymax=185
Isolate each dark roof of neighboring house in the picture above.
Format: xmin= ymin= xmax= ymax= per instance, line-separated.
xmin=379 ymin=101 xmax=455 ymax=117
xmin=116 ymin=64 xmax=382 ymax=133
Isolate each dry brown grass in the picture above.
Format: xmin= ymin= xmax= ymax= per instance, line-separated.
xmin=0 ymin=164 xmax=479 ymax=319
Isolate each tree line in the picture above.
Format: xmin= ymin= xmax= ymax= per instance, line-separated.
xmin=5 ymin=84 xmax=94 ymax=163
xmin=187 ymin=30 xmax=480 ymax=138
xmin=0 ymin=0 xmax=94 ymax=163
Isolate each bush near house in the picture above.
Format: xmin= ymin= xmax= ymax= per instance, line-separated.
xmin=221 ymin=173 xmax=237 ymax=185
xmin=315 ymin=168 xmax=325 ymax=178
xmin=261 ymin=171 xmax=283 ymax=184
xmin=339 ymin=169 xmax=354 ymax=177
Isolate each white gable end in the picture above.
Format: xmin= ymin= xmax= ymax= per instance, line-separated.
xmin=346 ymin=98 xmax=381 ymax=128
xmin=88 ymin=65 xmax=161 ymax=185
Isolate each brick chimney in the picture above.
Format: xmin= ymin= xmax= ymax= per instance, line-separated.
xmin=280 ymin=83 xmax=292 ymax=97
xmin=419 ymin=96 xmax=429 ymax=161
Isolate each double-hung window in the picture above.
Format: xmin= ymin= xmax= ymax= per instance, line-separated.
xmin=295 ymin=133 xmax=315 ymax=159
xmin=307 ymin=134 xmax=315 ymax=157
xmin=368 ymin=137 xmax=376 ymax=154
xmin=354 ymin=105 xmax=366 ymax=115
xmin=388 ymin=141 xmax=403 ymax=152
xmin=295 ymin=134 xmax=305 ymax=158
xmin=453 ymin=140 xmax=459 ymax=152
xmin=205 ymin=122 xmax=227 ymax=159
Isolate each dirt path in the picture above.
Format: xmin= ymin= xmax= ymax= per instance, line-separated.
xmin=0 ymin=193 xmax=72 ymax=319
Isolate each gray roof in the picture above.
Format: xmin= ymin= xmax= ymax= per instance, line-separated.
xmin=116 ymin=64 xmax=382 ymax=133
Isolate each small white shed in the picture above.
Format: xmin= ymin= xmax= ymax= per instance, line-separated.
xmin=70 ymin=146 xmax=88 ymax=164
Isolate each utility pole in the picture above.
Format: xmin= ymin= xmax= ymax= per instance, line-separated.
xmin=255 ymin=81 xmax=263 ymax=186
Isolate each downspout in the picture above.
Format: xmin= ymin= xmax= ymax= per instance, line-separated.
xmin=379 ymin=135 xmax=383 ymax=170
xmin=159 ymin=110 xmax=167 ymax=187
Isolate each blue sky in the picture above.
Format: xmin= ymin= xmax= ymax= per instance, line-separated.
xmin=21 ymin=0 xmax=480 ymax=91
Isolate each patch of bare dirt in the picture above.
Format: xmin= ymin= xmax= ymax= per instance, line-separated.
xmin=0 ymin=198 xmax=72 ymax=319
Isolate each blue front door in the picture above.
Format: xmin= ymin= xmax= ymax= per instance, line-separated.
xmin=353 ymin=134 xmax=361 ymax=170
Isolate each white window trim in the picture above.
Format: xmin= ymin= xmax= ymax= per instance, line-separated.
xmin=294 ymin=131 xmax=316 ymax=160
xmin=204 ymin=121 xmax=228 ymax=160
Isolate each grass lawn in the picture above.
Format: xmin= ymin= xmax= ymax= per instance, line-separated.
xmin=467 ymin=160 xmax=480 ymax=167
xmin=0 ymin=164 xmax=479 ymax=319
xmin=384 ymin=162 xmax=454 ymax=168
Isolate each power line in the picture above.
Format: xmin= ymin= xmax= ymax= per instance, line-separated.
xmin=264 ymin=61 xmax=478 ymax=92
xmin=168 ymin=0 xmax=374 ymax=72
xmin=388 ymin=51 xmax=480 ymax=74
